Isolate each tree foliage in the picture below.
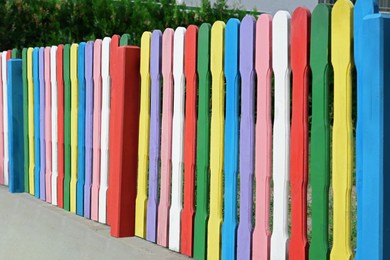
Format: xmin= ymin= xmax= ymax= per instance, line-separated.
xmin=0 ymin=0 xmax=254 ymax=49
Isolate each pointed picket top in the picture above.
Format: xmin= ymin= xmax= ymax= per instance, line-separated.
xmin=27 ymin=47 xmax=35 ymax=195
xmin=221 ymin=17 xmax=240 ymax=260
xmin=237 ymin=14 xmax=256 ymax=260
xmin=208 ymin=20 xmax=225 ymax=260
xmin=99 ymin=37 xmax=111 ymax=224
xmin=120 ymin=33 xmax=131 ymax=46
xmin=146 ymin=29 xmax=162 ymax=243
xmin=169 ymin=26 xmax=186 ymax=252
xmin=157 ymin=27 xmax=174 ymax=247
xmin=135 ymin=31 xmax=152 ymax=238
xmin=50 ymin=46 xmax=58 ymax=206
xmin=270 ymin=10 xmax=291 ymax=260
xmin=193 ymin=22 xmax=211 ymax=260
xmin=330 ymin=0 xmax=354 ymax=259
xmin=91 ymin=39 xmax=102 ymax=221
xmin=253 ymin=13 xmax=272 ymax=260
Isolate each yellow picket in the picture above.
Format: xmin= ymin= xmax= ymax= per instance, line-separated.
xmin=70 ymin=43 xmax=78 ymax=213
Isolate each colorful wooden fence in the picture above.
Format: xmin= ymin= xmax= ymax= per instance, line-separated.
xmin=2 ymin=0 xmax=390 ymax=259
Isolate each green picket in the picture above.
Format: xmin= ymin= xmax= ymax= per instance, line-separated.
xmin=22 ymin=48 xmax=29 ymax=192
xmin=193 ymin=23 xmax=211 ymax=260
xmin=120 ymin=34 xmax=131 ymax=46
xmin=309 ymin=4 xmax=331 ymax=260
xmin=64 ymin=44 xmax=71 ymax=211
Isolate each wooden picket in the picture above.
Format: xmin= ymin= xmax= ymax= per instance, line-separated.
xmin=8 ymin=59 xmax=24 ymax=192
xmin=157 ymin=28 xmax=174 ymax=247
xmin=146 ymin=30 xmax=162 ymax=243
xmin=309 ymin=4 xmax=331 ymax=260
xmin=252 ymin=13 xmax=272 ymax=260
xmin=270 ymin=10 xmax=291 ymax=260
xmin=76 ymin=42 xmax=86 ymax=216
xmin=181 ymin=25 xmax=198 ymax=257
xmin=45 ymin=47 xmax=52 ymax=203
xmin=70 ymin=43 xmax=78 ymax=213
xmin=354 ymin=1 xmax=378 ymax=259
xmin=56 ymin=44 xmax=65 ymax=209
xmin=84 ymin=41 xmax=94 ymax=218
xmin=135 ymin=31 xmax=151 ymax=238
xmin=193 ymin=22 xmax=211 ymax=260
xmin=63 ymin=44 xmax=71 ymax=210
xmin=22 ymin=49 xmax=29 ymax=193
xmin=2 ymin=51 xmax=10 ymax=186
xmin=169 ymin=27 xmax=186 ymax=252
xmin=237 ymin=15 xmax=256 ymax=260
xmin=330 ymin=0 xmax=354 ymax=259
xmin=91 ymin=39 xmax=102 ymax=220
xmin=222 ymin=17 xmax=239 ymax=260
xmin=289 ymin=7 xmax=310 ymax=260
xmin=33 ymin=47 xmax=40 ymax=199
xmin=51 ymin=46 xmax=58 ymax=206
xmin=207 ymin=21 xmax=225 ymax=260
xmin=27 ymin=48 xmax=34 ymax=195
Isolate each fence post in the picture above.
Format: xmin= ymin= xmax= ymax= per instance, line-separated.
xmin=45 ymin=47 xmax=52 ymax=203
xmin=22 ymin=49 xmax=29 ymax=193
xmin=27 ymin=48 xmax=34 ymax=195
xmin=70 ymin=43 xmax=78 ymax=212
xmin=63 ymin=44 xmax=71 ymax=210
xmin=51 ymin=46 xmax=58 ymax=206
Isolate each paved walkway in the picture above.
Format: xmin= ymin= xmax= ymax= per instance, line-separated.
xmin=0 ymin=186 xmax=186 ymax=260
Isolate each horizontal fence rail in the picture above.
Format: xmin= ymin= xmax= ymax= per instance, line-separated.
xmin=2 ymin=0 xmax=390 ymax=259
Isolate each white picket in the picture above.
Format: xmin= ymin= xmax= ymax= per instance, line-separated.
xmin=270 ymin=10 xmax=291 ymax=260
xmin=98 ymin=37 xmax=111 ymax=224
xmin=51 ymin=46 xmax=58 ymax=205
xmin=168 ymin=27 xmax=186 ymax=252
xmin=2 ymin=51 xmax=9 ymax=186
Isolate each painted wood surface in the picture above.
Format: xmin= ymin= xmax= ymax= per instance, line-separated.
xmin=109 ymin=46 xmax=140 ymax=237
xmin=146 ymin=30 xmax=162 ymax=243
xmin=237 ymin=15 xmax=256 ymax=260
xmin=39 ymin=47 xmax=45 ymax=201
xmin=221 ymin=18 xmax=239 ymax=260
xmin=33 ymin=47 xmax=40 ymax=199
xmin=252 ymin=14 xmax=272 ymax=260
xmin=358 ymin=12 xmax=390 ymax=260
xmin=193 ymin=23 xmax=211 ymax=260
xmin=98 ymin=37 xmax=111 ymax=223
xmin=84 ymin=41 xmax=94 ymax=218
xmin=309 ymin=5 xmax=331 ymax=260
xmin=270 ymin=11 xmax=291 ymax=260
xmin=207 ymin=21 xmax=225 ymax=260
xmin=70 ymin=43 xmax=78 ymax=213
xmin=22 ymin=49 xmax=29 ymax=192
xmin=91 ymin=39 xmax=102 ymax=221
xmin=51 ymin=46 xmax=58 ymax=206
xmin=289 ymin=7 xmax=310 ymax=260
xmin=354 ymin=1 xmax=378 ymax=259
xmin=76 ymin=42 xmax=86 ymax=216
xmin=2 ymin=51 xmax=10 ymax=186
xmin=135 ymin=31 xmax=151 ymax=238
xmin=45 ymin=47 xmax=52 ymax=203
xmin=107 ymin=35 xmax=120 ymax=226
xmin=56 ymin=44 xmax=65 ymax=208
xmin=27 ymin=48 xmax=34 ymax=195
xmin=63 ymin=44 xmax=71 ymax=210
xmin=330 ymin=1 xmax=354 ymax=259
xmin=181 ymin=24 xmax=198 ymax=257
xmin=157 ymin=28 xmax=174 ymax=247
xmin=169 ymin=27 xmax=186 ymax=252
xmin=0 ymin=53 xmax=3 ymax=186
xmin=8 ymin=59 xmax=24 ymax=193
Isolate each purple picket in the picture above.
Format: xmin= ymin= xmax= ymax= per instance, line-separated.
xmin=84 ymin=41 xmax=94 ymax=218
xmin=39 ymin=47 xmax=46 ymax=201
xmin=237 ymin=15 xmax=256 ymax=260
xmin=146 ymin=30 xmax=162 ymax=242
